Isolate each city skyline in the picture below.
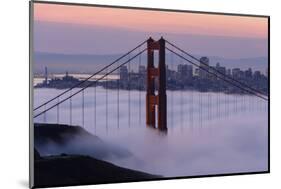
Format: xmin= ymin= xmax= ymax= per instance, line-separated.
xmin=36 ymin=56 xmax=268 ymax=97
xmin=33 ymin=52 xmax=268 ymax=76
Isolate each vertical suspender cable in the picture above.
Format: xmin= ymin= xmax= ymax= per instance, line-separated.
xmin=44 ymin=105 xmax=46 ymax=123
xmin=248 ymin=94 xmax=251 ymax=112
xmin=70 ymin=89 xmax=72 ymax=126
xmin=171 ymin=49 xmax=174 ymax=129
xmin=82 ymin=89 xmax=84 ymax=128
xmin=117 ymin=67 xmax=120 ymax=129
xmin=218 ymin=79 xmax=221 ymax=118
xmin=169 ymin=50 xmax=171 ymax=128
xmin=190 ymin=85 xmax=194 ymax=129
xmin=226 ymin=86 xmax=229 ymax=118
xmin=94 ymin=82 xmax=97 ymax=133
xmin=234 ymin=91 xmax=235 ymax=113
xmin=216 ymin=77 xmax=219 ymax=116
xmin=198 ymin=88 xmax=202 ymax=127
xmin=139 ymin=48 xmax=142 ymax=125
xmin=207 ymin=90 xmax=211 ymax=120
xmin=57 ymin=97 xmax=59 ymax=124
xmin=106 ymin=68 xmax=108 ymax=134
xmin=180 ymin=54 xmax=183 ymax=130
xmin=128 ymin=53 xmax=131 ymax=127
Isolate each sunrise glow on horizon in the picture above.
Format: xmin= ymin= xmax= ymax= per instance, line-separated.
xmin=34 ymin=3 xmax=268 ymax=39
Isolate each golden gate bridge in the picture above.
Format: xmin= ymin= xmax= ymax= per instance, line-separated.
xmin=33 ymin=37 xmax=268 ymax=133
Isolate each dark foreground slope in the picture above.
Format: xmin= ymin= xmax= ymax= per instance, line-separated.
xmin=34 ymin=151 xmax=158 ymax=188
xmin=33 ymin=124 xmax=160 ymax=187
xmin=34 ymin=123 xmax=132 ymax=159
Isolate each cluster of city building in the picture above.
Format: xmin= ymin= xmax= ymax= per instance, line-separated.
xmin=116 ymin=57 xmax=268 ymax=94
xmin=36 ymin=57 xmax=268 ymax=95
xmin=35 ymin=70 xmax=84 ymax=89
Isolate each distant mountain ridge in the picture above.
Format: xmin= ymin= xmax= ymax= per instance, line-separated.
xmin=34 ymin=51 xmax=268 ymax=74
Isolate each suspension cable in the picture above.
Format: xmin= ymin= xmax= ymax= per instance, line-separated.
xmin=34 ymin=40 xmax=148 ymax=111
xmin=165 ymin=40 xmax=268 ymax=97
xmin=34 ymin=48 xmax=147 ymax=118
xmin=166 ymin=47 xmax=268 ymax=101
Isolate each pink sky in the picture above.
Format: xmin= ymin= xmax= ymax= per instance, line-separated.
xmin=34 ymin=3 xmax=268 ymax=39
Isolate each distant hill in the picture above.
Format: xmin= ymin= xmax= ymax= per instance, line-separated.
xmin=33 ymin=51 xmax=268 ymax=74
xmin=33 ymin=52 xmax=121 ymax=74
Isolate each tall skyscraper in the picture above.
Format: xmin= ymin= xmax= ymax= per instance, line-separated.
xmin=139 ymin=65 xmax=146 ymax=75
xmin=232 ymin=68 xmax=241 ymax=78
xmin=44 ymin=66 xmax=48 ymax=85
xmin=215 ymin=63 xmax=226 ymax=80
xmin=177 ymin=64 xmax=193 ymax=81
xmin=199 ymin=57 xmax=209 ymax=79
xmin=245 ymin=68 xmax=253 ymax=78
xmin=120 ymin=66 xmax=128 ymax=81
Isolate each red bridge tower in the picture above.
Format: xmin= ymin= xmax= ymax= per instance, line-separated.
xmin=146 ymin=37 xmax=167 ymax=132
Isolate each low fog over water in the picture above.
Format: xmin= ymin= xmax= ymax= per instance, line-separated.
xmin=34 ymin=87 xmax=268 ymax=177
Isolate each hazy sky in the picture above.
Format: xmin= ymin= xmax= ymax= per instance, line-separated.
xmin=33 ymin=3 xmax=268 ymax=58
